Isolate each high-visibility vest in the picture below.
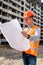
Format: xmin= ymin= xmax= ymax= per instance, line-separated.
xmin=23 ymin=25 xmax=40 ymax=56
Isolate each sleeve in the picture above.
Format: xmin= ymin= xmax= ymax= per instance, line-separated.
xmin=29 ymin=27 xmax=40 ymax=41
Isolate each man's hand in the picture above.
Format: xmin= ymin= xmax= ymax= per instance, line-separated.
xmin=21 ymin=31 xmax=30 ymax=39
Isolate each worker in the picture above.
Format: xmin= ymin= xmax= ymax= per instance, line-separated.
xmin=21 ymin=10 xmax=40 ymax=65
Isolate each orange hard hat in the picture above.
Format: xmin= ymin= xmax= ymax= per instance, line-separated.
xmin=23 ymin=10 xmax=35 ymax=19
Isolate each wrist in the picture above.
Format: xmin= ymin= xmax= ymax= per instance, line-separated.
xmin=27 ymin=35 xmax=30 ymax=39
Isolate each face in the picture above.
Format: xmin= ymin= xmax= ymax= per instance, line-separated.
xmin=25 ymin=16 xmax=33 ymax=25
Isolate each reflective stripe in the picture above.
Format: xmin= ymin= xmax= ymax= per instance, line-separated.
xmin=31 ymin=47 xmax=38 ymax=51
xmin=29 ymin=36 xmax=40 ymax=41
xmin=35 ymin=40 xmax=40 ymax=45
xmin=30 ymin=41 xmax=39 ymax=48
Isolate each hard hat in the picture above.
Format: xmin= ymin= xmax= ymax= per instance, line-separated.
xmin=23 ymin=10 xmax=35 ymax=19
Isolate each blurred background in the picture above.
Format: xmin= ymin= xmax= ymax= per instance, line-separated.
xmin=0 ymin=0 xmax=43 ymax=65
xmin=0 ymin=0 xmax=42 ymax=45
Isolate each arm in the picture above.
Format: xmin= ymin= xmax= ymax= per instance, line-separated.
xmin=29 ymin=27 xmax=40 ymax=41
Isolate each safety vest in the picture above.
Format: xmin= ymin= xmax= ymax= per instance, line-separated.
xmin=23 ymin=25 xmax=40 ymax=57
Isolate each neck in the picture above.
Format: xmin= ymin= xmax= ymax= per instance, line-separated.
xmin=28 ymin=23 xmax=34 ymax=28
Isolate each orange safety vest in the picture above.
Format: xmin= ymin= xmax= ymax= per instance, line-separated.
xmin=23 ymin=25 xmax=40 ymax=57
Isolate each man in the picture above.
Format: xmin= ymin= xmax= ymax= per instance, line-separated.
xmin=21 ymin=10 xmax=40 ymax=65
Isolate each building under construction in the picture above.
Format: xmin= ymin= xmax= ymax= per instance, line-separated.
xmin=0 ymin=0 xmax=41 ymax=44
xmin=41 ymin=3 xmax=43 ymax=42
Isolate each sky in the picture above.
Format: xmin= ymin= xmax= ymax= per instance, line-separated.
xmin=41 ymin=0 xmax=43 ymax=2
